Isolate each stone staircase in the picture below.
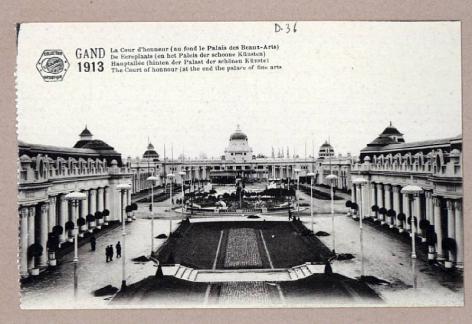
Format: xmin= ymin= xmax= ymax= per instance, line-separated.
xmin=287 ymin=263 xmax=314 ymax=280
xmin=173 ymin=264 xmax=199 ymax=281
xmin=163 ymin=262 xmax=325 ymax=283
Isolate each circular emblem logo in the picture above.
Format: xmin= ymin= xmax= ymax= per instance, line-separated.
xmin=41 ymin=57 xmax=65 ymax=74
xmin=36 ymin=50 xmax=70 ymax=82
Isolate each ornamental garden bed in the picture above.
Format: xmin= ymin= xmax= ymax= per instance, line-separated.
xmin=155 ymin=221 xmax=332 ymax=269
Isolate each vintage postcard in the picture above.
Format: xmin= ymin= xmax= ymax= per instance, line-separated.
xmin=16 ymin=21 xmax=463 ymax=309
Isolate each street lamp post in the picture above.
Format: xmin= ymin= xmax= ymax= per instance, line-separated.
xmin=326 ymin=174 xmax=338 ymax=254
xmin=236 ymin=178 xmax=242 ymax=209
xmin=146 ymin=176 xmax=159 ymax=256
xmin=352 ymin=177 xmax=367 ymax=278
xmin=307 ymin=172 xmax=315 ymax=232
xmin=401 ymin=184 xmax=423 ymax=288
xmin=65 ymin=191 xmax=87 ymax=298
xmin=178 ymin=171 xmax=186 ymax=214
xmin=117 ymin=183 xmax=132 ymax=291
xmin=167 ymin=174 xmax=175 ymax=234
xmin=294 ymin=169 xmax=301 ymax=219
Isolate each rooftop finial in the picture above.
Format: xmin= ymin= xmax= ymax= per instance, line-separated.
xmin=390 ymin=121 xmax=392 ymax=127
xmin=79 ymin=125 xmax=93 ymax=138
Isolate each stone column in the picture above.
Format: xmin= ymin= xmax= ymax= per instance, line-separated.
xmin=428 ymin=192 xmax=434 ymax=225
xmin=136 ymin=171 xmax=141 ymax=191
xmin=81 ymin=191 xmax=89 ymax=221
xmin=414 ymin=193 xmax=422 ymax=238
xmin=425 ymin=192 xmax=433 ymax=224
xmin=392 ymin=186 xmax=401 ymax=226
xmin=433 ymin=197 xmax=444 ymax=260
xmin=363 ymin=183 xmax=369 ymax=218
xmin=48 ymin=196 xmax=56 ymax=233
xmin=454 ymin=200 xmax=463 ymax=267
xmin=377 ymin=183 xmax=384 ymax=222
xmin=97 ymin=188 xmax=104 ymax=211
xmin=351 ymin=183 xmax=356 ymax=203
xmin=370 ymin=185 xmax=376 ymax=218
xmin=362 ymin=179 xmax=370 ymax=217
xmin=120 ymin=190 xmax=125 ymax=223
xmin=39 ymin=204 xmax=49 ymax=267
xmin=104 ymin=187 xmax=109 ymax=210
xmin=89 ymin=189 xmax=97 ymax=215
xmin=403 ymin=193 xmax=411 ymax=230
xmin=384 ymin=184 xmax=392 ymax=225
xmin=446 ymin=200 xmax=456 ymax=263
xmin=384 ymin=184 xmax=391 ymax=210
xmin=19 ymin=208 xmax=29 ymax=277
xmin=27 ymin=206 xmax=36 ymax=271
xmin=59 ymin=196 xmax=67 ymax=243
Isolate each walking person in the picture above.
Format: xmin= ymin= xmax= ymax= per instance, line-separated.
xmin=105 ymin=245 xmax=110 ymax=262
xmin=116 ymin=241 xmax=121 ymax=258
xmin=90 ymin=235 xmax=96 ymax=251
xmin=109 ymin=245 xmax=114 ymax=261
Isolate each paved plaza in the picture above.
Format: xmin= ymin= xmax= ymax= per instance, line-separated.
xmin=295 ymin=189 xmax=463 ymax=306
xmin=20 ymin=213 xmax=179 ymax=309
xmin=21 ymin=191 xmax=463 ymax=308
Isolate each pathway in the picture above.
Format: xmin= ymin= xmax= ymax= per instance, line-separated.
xmin=21 ymin=218 xmax=181 ymax=309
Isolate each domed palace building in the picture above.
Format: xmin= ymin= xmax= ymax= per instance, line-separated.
xmin=18 ymin=126 xmax=132 ymax=278
xmin=350 ymin=122 xmax=463 ymax=269
xmin=128 ymin=125 xmax=354 ymax=188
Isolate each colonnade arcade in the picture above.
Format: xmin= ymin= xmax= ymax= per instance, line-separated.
xmin=18 ymin=186 xmax=133 ymax=277
xmin=351 ymin=181 xmax=463 ymax=267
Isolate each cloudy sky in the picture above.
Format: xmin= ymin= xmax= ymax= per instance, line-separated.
xmin=17 ymin=22 xmax=461 ymax=159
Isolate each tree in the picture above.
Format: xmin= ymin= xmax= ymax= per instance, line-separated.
xmin=52 ymin=225 xmax=63 ymax=236
xmin=407 ymin=216 xmax=418 ymax=225
xmin=426 ymin=225 xmax=437 ymax=245
xmin=442 ymin=238 xmax=457 ymax=254
xmin=86 ymin=214 xmax=95 ymax=223
xmin=77 ymin=217 xmax=86 ymax=227
xmin=387 ymin=209 xmax=396 ymax=223
xmin=65 ymin=221 xmax=75 ymax=231
xmin=419 ymin=219 xmax=430 ymax=231
xmin=397 ymin=213 xmax=406 ymax=223
xmin=47 ymin=233 xmax=60 ymax=252
xmin=28 ymin=243 xmax=43 ymax=258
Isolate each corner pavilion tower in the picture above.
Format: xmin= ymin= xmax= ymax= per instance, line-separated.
xmin=224 ymin=125 xmax=253 ymax=162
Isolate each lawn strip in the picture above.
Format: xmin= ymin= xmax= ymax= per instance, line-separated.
xmin=215 ymin=229 xmax=229 ymax=269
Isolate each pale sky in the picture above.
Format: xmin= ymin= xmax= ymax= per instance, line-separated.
xmin=17 ymin=22 xmax=461 ymax=159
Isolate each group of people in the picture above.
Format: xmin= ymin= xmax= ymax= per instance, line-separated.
xmin=89 ymin=233 xmax=122 ymax=263
xmin=106 ymin=242 xmax=121 ymax=262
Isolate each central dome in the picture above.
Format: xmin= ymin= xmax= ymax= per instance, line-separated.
xmin=143 ymin=142 xmax=159 ymax=160
xmin=229 ymin=125 xmax=248 ymax=141
xmin=224 ymin=125 xmax=252 ymax=162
